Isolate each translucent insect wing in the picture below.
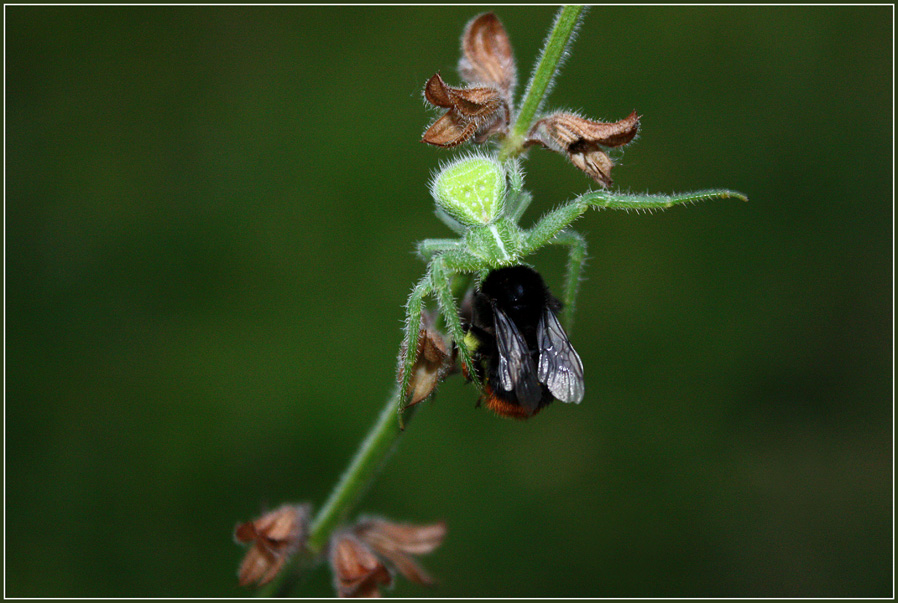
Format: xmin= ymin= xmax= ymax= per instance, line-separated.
xmin=492 ymin=305 xmax=542 ymax=410
xmin=537 ymin=308 xmax=585 ymax=404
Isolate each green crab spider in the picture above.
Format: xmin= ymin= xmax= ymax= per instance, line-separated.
xmin=397 ymin=152 xmax=745 ymax=422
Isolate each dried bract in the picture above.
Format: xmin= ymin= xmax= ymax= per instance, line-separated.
xmin=422 ymin=73 xmax=508 ymax=148
xmin=398 ymin=311 xmax=453 ymax=407
xmin=459 ymin=12 xmax=516 ymax=102
xmin=354 ymin=519 xmax=447 ymax=587
xmin=234 ymin=504 xmax=310 ymax=587
xmin=567 ymin=148 xmax=617 ymax=188
xmin=331 ymin=532 xmax=393 ymax=598
xmin=527 ymin=111 xmax=640 ymax=186
xmin=421 ymin=11 xmax=641 ymax=184
xmin=421 ymin=111 xmax=479 ymax=148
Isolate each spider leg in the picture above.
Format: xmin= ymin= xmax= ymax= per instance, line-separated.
xmin=522 ymin=199 xmax=590 ymax=256
xmin=580 ymin=189 xmax=748 ymax=210
xmin=519 ymin=200 xmax=592 ymax=333
xmin=416 ymin=238 xmax=462 ymax=262
xmin=546 ymin=229 xmax=588 ymax=332
xmin=397 ymin=249 xmax=483 ymax=424
xmin=430 ymin=255 xmax=479 ymax=391
xmin=504 ymin=189 xmax=533 ymax=224
xmin=397 ymin=274 xmax=432 ymax=422
xmin=515 ymin=189 xmax=747 ymax=334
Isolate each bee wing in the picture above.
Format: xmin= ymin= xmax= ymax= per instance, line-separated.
xmin=537 ymin=307 xmax=585 ymax=404
xmin=492 ymin=305 xmax=542 ymax=411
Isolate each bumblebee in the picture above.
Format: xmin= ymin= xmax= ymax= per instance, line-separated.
xmin=461 ymin=265 xmax=585 ymax=419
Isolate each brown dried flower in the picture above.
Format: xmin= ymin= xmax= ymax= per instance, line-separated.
xmin=420 ymin=11 xmax=641 ymax=184
xmin=458 ymin=12 xmax=516 ymax=101
xmin=422 ymin=73 xmax=508 ymax=148
xmin=398 ymin=310 xmax=454 ymax=407
xmin=331 ymin=532 xmax=393 ymax=598
xmin=422 ymin=12 xmax=517 ymax=148
xmin=422 ymin=13 xmax=639 ymax=186
xmin=234 ymin=504 xmax=310 ymax=587
xmin=328 ymin=518 xmax=447 ymax=597
xmin=527 ymin=111 xmax=640 ymax=186
xmin=354 ymin=519 xmax=447 ymax=587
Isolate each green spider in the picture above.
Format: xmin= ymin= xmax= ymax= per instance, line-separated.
xmin=397 ymin=152 xmax=745 ymax=423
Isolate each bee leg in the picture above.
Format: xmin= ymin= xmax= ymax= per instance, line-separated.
xmin=548 ymin=230 xmax=588 ymax=332
xmin=397 ymin=275 xmax=432 ymax=425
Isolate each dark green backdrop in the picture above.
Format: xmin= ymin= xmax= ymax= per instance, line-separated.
xmin=6 ymin=5 xmax=892 ymax=597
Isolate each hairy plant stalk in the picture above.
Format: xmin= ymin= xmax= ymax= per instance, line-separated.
xmin=257 ymin=387 xmax=414 ymax=597
xmin=500 ymin=5 xmax=584 ymax=161
xmin=306 ymin=387 xmax=412 ymax=554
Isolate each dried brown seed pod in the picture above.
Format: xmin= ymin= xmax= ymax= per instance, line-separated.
xmin=330 ymin=532 xmax=393 ymax=598
xmin=528 ymin=111 xmax=640 ymax=186
xmin=459 ymin=12 xmax=516 ymax=101
xmin=354 ymin=519 xmax=447 ymax=587
xmin=234 ymin=504 xmax=310 ymax=587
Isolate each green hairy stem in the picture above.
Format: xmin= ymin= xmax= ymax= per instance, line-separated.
xmin=258 ymin=388 xmax=414 ymax=597
xmin=501 ymin=5 xmax=585 ymax=160
xmin=305 ymin=387 xmax=410 ymax=555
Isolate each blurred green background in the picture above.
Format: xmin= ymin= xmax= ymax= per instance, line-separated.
xmin=6 ymin=5 xmax=892 ymax=597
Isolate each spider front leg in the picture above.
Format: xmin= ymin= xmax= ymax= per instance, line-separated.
xmin=522 ymin=199 xmax=592 ymax=324
xmin=519 ymin=188 xmax=749 ymax=331
xmin=522 ymin=199 xmax=590 ymax=256
xmin=397 ymin=274 xmax=431 ymax=421
xmin=429 ymin=254 xmax=481 ymax=387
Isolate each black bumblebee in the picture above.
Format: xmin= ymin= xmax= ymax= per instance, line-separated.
xmin=461 ymin=265 xmax=585 ymax=419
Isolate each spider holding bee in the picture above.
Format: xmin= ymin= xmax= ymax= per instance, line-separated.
xmin=397 ymin=154 xmax=744 ymax=423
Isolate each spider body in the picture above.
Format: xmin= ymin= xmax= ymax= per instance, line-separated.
xmin=462 ymin=220 xmax=522 ymax=265
xmin=396 ymin=153 xmax=744 ymax=422
xmin=463 ymin=265 xmax=584 ymax=419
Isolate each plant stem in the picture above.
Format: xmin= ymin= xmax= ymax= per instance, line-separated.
xmin=500 ymin=5 xmax=584 ymax=161
xmin=257 ymin=386 xmax=413 ymax=597
xmin=306 ymin=386 xmax=411 ymax=554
